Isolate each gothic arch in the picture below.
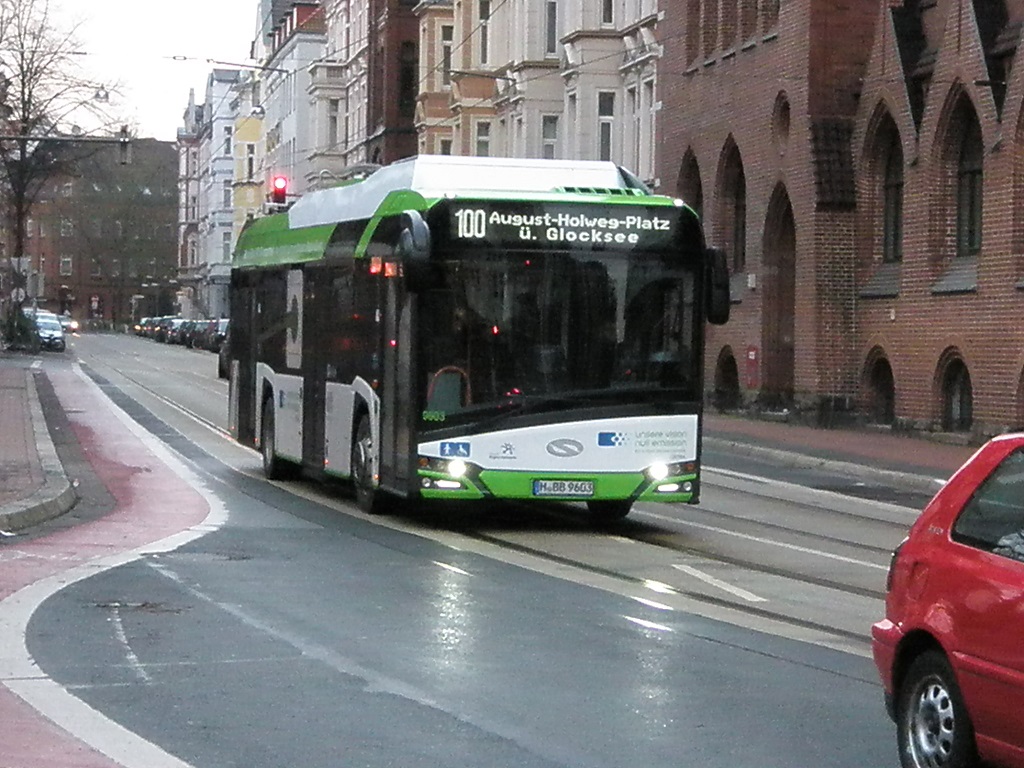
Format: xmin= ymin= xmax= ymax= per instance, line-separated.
xmin=713 ymin=345 xmax=742 ymax=411
xmin=1013 ymin=96 xmax=1024 ymax=255
xmin=859 ymin=105 xmax=904 ymax=266
xmin=862 ymin=346 xmax=896 ymax=425
xmin=928 ymin=87 xmax=984 ymax=262
xmin=675 ymin=148 xmax=703 ymax=219
xmin=760 ymin=183 xmax=796 ymax=406
xmin=714 ymin=136 xmax=747 ymax=273
xmin=934 ymin=347 xmax=973 ymax=432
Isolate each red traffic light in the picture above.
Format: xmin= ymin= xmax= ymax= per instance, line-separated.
xmin=270 ymin=175 xmax=288 ymax=204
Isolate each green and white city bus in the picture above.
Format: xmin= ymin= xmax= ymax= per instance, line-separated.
xmin=227 ymin=155 xmax=729 ymax=521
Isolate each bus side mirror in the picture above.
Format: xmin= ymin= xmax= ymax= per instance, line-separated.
xmin=397 ymin=209 xmax=437 ymax=292
xmin=705 ymin=247 xmax=730 ymax=325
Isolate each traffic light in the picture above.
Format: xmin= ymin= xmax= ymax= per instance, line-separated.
xmin=270 ymin=175 xmax=288 ymax=204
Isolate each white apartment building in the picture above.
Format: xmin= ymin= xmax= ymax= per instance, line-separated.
xmin=261 ymin=3 xmax=327 ymax=194
xmin=232 ymin=73 xmax=266 ymax=247
xmin=198 ymin=69 xmax=242 ymax=320
xmin=176 ymin=69 xmax=241 ymax=320
xmin=414 ymin=0 xmax=661 ymax=185
xmin=308 ymin=0 xmax=371 ymax=185
xmin=177 ymin=88 xmax=203 ymax=319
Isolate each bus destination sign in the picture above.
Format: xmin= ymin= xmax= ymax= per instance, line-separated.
xmin=448 ymin=202 xmax=681 ymax=250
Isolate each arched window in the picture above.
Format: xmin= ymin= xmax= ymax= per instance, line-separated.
xmin=677 ymin=150 xmax=703 ymax=220
xmin=942 ymin=359 xmax=973 ymax=432
xmin=732 ymin=170 xmax=746 ymax=272
xmin=957 ymin=117 xmax=983 ymax=257
xmin=718 ymin=143 xmax=746 ymax=273
xmin=867 ymin=357 xmax=896 ymax=424
xmin=882 ymin=138 xmax=903 ymax=262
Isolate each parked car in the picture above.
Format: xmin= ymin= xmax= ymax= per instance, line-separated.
xmin=165 ymin=317 xmax=187 ymax=344
xmin=154 ymin=316 xmax=180 ymax=342
xmin=210 ymin=318 xmax=229 ymax=352
xmin=194 ymin=318 xmax=217 ymax=350
xmin=35 ymin=316 xmax=66 ymax=351
xmin=873 ymin=433 xmax=1024 ymax=768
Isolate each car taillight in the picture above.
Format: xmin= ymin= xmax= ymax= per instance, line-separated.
xmin=885 ymin=537 xmax=908 ymax=592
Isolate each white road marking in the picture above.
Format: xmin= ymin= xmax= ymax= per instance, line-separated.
xmin=641 ymin=510 xmax=888 ymax=571
xmin=631 ymin=596 xmax=672 ymax=611
xmin=433 ymin=560 xmax=471 ymax=576
xmin=110 ymin=606 xmax=152 ymax=683
xmin=671 ymin=564 xmax=767 ymax=603
xmin=642 ymin=579 xmax=676 ymax=594
xmin=0 ymin=363 xmax=231 ymax=768
xmin=624 ymin=616 xmax=672 ymax=632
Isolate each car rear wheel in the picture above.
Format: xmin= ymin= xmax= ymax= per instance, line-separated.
xmin=897 ymin=651 xmax=978 ymax=768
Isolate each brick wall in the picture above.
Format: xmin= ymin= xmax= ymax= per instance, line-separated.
xmin=661 ymin=0 xmax=1024 ymax=437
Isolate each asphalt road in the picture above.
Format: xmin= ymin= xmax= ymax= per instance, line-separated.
xmin=19 ymin=334 xmax=901 ymax=767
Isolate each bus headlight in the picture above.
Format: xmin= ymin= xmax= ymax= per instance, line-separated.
xmin=448 ymin=459 xmax=467 ymax=478
xmin=646 ymin=462 xmax=697 ymax=494
xmin=648 ymin=462 xmax=670 ymax=481
xmin=646 ymin=461 xmax=696 ymax=481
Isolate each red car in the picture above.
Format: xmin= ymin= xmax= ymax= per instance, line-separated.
xmin=873 ymin=433 xmax=1024 ymax=768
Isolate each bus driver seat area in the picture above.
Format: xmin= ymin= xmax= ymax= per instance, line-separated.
xmin=427 ymin=365 xmax=471 ymax=412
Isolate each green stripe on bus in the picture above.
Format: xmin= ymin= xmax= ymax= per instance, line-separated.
xmin=234 ymin=214 xmax=336 ymax=269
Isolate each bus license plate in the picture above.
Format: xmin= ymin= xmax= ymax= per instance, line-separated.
xmin=532 ymin=480 xmax=594 ymax=497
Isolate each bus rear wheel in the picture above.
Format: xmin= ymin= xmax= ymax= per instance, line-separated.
xmin=261 ymin=398 xmax=295 ymax=480
xmin=352 ymin=414 xmax=386 ymax=514
xmin=586 ymin=500 xmax=632 ymax=523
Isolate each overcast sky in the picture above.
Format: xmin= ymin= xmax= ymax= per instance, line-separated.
xmin=58 ymin=0 xmax=258 ymax=142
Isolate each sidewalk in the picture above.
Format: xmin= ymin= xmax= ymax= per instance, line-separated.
xmin=0 ymin=364 xmax=76 ymax=534
xmin=0 ymin=362 xmax=983 ymax=532
xmin=703 ymin=411 xmax=978 ymax=496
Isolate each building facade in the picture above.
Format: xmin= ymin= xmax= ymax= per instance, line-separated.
xmin=413 ymin=0 xmax=661 ymax=182
xmin=25 ymin=140 xmax=178 ymax=325
xmin=308 ymin=0 xmax=373 ymax=186
xmin=232 ymin=74 xmax=266 ymax=246
xmin=366 ymin=0 xmax=419 ymax=164
xmin=262 ymin=2 xmax=327 ymax=192
xmin=659 ymin=0 xmax=1024 ymax=437
xmin=177 ymin=89 xmax=204 ymax=319
xmin=197 ymin=69 xmax=243 ymax=320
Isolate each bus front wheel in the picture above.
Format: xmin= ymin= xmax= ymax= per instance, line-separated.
xmin=587 ymin=500 xmax=632 ymax=524
xmin=352 ymin=414 xmax=386 ymax=514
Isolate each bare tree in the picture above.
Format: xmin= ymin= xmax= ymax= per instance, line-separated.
xmin=0 ymin=0 xmax=120 ymax=343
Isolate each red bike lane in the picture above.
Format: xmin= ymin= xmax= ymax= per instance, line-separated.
xmin=0 ymin=366 xmax=214 ymax=768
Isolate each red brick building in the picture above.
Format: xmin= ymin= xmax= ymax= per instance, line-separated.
xmin=24 ymin=139 xmax=178 ymax=326
xmin=366 ymin=0 xmax=419 ymax=164
xmin=659 ymin=0 xmax=1024 ymax=438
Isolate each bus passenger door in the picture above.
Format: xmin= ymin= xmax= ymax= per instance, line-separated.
xmin=302 ymin=268 xmax=327 ymax=474
xmin=276 ymin=268 xmax=305 ymax=462
xmin=379 ymin=279 xmax=414 ymax=495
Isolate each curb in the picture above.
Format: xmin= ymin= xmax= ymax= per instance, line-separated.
xmin=0 ymin=370 xmax=77 ymax=533
xmin=703 ymin=435 xmax=950 ymax=498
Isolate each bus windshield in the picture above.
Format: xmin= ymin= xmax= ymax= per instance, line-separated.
xmin=418 ymin=248 xmax=698 ymax=428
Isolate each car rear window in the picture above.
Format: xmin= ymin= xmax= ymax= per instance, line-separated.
xmin=952 ymin=448 xmax=1024 ymax=560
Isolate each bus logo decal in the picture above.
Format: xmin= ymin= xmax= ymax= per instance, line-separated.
xmin=598 ymin=432 xmax=628 ymax=447
xmin=546 ymin=439 xmax=584 ymax=458
xmin=440 ymin=442 xmax=471 ymax=458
